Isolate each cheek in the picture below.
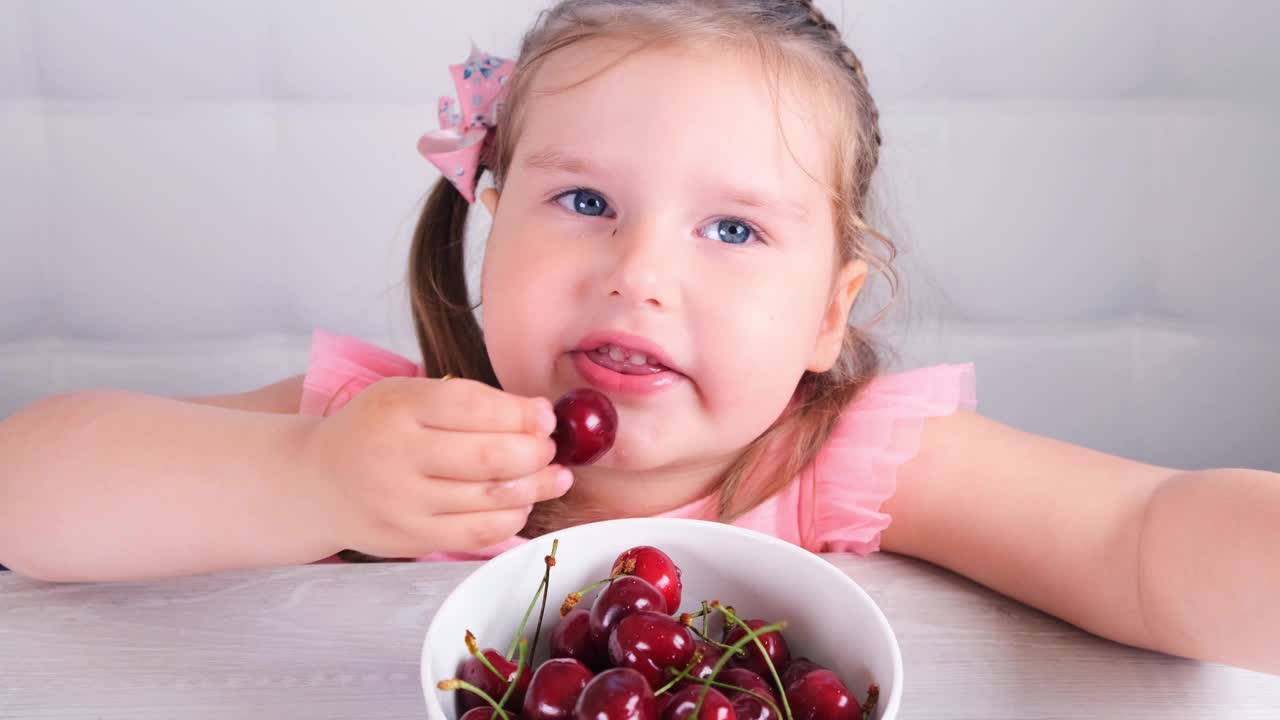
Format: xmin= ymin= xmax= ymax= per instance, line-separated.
xmin=479 ymin=223 xmax=576 ymax=392
xmin=480 ymin=232 xmax=538 ymax=381
xmin=692 ymin=262 xmax=829 ymax=421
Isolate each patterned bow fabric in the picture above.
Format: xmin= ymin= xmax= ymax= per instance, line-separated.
xmin=417 ymin=44 xmax=515 ymax=203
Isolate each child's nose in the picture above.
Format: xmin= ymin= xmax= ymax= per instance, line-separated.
xmin=599 ymin=220 xmax=681 ymax=311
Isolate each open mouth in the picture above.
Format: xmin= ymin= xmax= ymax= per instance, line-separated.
xmin=584 ymin=343 xmax=671 ymax=376
xmin=570 ymin=334 xmax=685 ymax=396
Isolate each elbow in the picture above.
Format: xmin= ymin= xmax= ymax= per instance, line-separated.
xmin=0 ymin=390 xmax=120 ymax=584
xmin=0 ymin=553 xmax=79 ymax=584
xmin=1134 ymin=469 xmax=1280 ymax=672
xmin=0 ymin=509 xmax=103 ymax=583
xmin=0 ymin=504 xmax=79 ymax=583
xmin=0 ymin=515 xmax=83 ymax=583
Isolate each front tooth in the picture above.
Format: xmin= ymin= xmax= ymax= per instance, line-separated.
xmin=628 ymin=353 xmax=648 ymax=366
xmin=608 ymin=346 xmax=626 ymax=362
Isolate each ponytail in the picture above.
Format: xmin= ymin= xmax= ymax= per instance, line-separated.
xmin=407 ymin=178 xmax=501 ymax=387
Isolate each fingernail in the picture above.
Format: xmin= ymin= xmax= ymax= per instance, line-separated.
xmin=537 ymin=398 xmax=557 ymax=435
xmin=553 ymin=467 xmax=574 ymax=494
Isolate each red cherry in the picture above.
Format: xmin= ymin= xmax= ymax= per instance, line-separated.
xmin=589 ymin=576 xmax=668 ymax=649
xmin=659 ymin=685 xmax=736 ymax=720
xmin=682 ymin=640 xmax=724 ymax=685
xmin=717 ymin=668 xmax=774 ymax=704
xmin=552 ymin=388 xmax=618 ymax=466
xmin=612 ymin=546 xmax=683 ymax=611
xmin=574 ymin=667 xmax=656 ymax=720
xmin=552 ymin=607 xmax=607 ymax=671
xmin=778 ymin=658 xmax=822 ymax=692
xmin=716 ymin=668 xmax=776 ymax=720
xmin=729 ymin=696 xmax=775 ymax=720
xmin=461 ymin=708 xmax=521 ymax=720
xmin=785 ymin=669 xmax=860 ymax=720
xmin=724 ymin=620 xmax=790 ymax=679
xmin=607 ymin=611 xmax=696 ymax=689
xmin=523 ymin=658 xmax=594 ymax=720
xmin=458 ymin=647 xmax=531 ymax=713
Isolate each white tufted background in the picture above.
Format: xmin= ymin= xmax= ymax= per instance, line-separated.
xmin=1 ymin=0 xmax=1277 ymax=472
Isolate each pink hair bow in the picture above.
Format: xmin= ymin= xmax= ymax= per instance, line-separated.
xmin=417 ymin=44 xmax=516 ymax=203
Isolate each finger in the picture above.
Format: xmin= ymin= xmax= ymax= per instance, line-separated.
xmin=425 ymin=506 xmax=536 ymax=553
xmin=427 ymin=464 xmax=574 ymax=514
xmin=422 ymin=429 xmax=557 ymax=482
xmin=417 ymin=378 xmax=555 ymax=436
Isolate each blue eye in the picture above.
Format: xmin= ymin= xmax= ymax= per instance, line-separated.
xmin=555 ymin=189 xmax=610 ymax=217
xmin=699 ymin=218 xmax=757 ymax=245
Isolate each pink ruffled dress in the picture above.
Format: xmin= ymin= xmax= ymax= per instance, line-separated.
xmin=300 ymin=330 xmax=976 ymax=561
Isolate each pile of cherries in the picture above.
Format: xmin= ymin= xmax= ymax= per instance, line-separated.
xmin=438 ymin=544 xmax=878 ymax=720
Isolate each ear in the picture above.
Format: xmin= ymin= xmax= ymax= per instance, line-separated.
xmin=478 ymin=187 xmax=500 ymax=217
xmin=807 ymin=259 xmax=868 ymax=373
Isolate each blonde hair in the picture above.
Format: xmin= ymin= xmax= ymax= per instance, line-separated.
xmin=408 ymin=0 xmax=895 ymax=536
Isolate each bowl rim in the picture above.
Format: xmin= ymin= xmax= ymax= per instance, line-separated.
xmin=420 ymin=516 xmax=903 ymax=719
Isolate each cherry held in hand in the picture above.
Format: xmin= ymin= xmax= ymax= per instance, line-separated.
xmin=552 ymin=389 xmax=618 ymax=466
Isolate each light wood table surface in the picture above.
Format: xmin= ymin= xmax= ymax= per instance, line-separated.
xmin=2 ymin=554 xmax=1277 ymax=719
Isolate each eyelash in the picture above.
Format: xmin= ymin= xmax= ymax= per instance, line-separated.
xmin=551 ymin=187 xmax=616 ymax=219
xmin=549 ymin=187 xmax=770 ymax=246
xmin=709 ymin=215 xmax=768 ymax=247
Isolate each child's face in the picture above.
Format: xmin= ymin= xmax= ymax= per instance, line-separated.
xmin=480 ymin=40 xmax=864 ymax=478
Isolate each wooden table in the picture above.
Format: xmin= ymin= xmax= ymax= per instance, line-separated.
xmin=2 ymin=554 xmax=1277 ymax=719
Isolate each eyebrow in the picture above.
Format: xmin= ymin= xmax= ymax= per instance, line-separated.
xmin=521 ymin=146 xmax=810 ymax=222
xmin=520 ymin=146 xmax=601 ymax=176
xmin=720 ymin=187 xmax=810 ymax=222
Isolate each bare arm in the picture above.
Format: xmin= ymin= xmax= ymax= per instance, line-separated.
xmin=882 ymin=410 xmax=1280 ymax=675
xmin=180 ymin=374 xmax=306 ymax=414
xmin=0 ymin=377 xmax=340 ymax=582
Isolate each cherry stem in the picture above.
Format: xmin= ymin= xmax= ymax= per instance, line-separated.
xmin=683 ymin=606 xmax=718 ymax=622
xmin=496 ymin=638 xmax=528 ymax=711
xmin=465 ymin=630 xmax=507 ymax=684
xmin=683 ymin=605 xmax=737 ymax=652
xmin=720 ymin=607 xmax=794 ymax=720
xmin=435 ymin=678 xmax=510 ymax=720
xmin=560 ymin=577 xmax=615 ymax=616
xmin=508 ymin=538 xmax=559 ymax=659
xmin=693 ymin=620 xmax=787 ymax=720
xmin=530 ymin=540 xmax=558 ymax=657
xmin=654 ymin=650 xmax=707 ymax=696
xmin=667 ymin=665 xmax=784 ymax=720
xmin=611 ymin=556 xmax=638 ymax=577
xmin=687 ymin=625 xmax=745 ymax=656
xmin=862 ymin=684 xmax=880 ymax=720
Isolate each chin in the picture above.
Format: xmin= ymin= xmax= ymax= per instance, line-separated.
xmin=592 ymin=436 xmax=671 ymax=471
xmin=593 ymin=450 xmax=656 ymax=472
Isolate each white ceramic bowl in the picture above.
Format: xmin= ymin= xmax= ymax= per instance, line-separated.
xmin=422 ymin=517 xmax=902 ymax=719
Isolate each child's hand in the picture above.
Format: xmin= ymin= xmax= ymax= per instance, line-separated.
xmin=299 ymin=377 xmax=567 ymax=558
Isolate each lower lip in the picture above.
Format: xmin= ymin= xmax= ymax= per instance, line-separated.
xmin=571 ymin=351 xmax=684 ymax=396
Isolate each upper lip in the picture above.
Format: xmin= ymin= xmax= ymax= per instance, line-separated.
xmin=574 ymin=330 xmax=683 ymax=374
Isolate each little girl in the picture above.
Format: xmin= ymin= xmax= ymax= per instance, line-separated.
xmin=1 ymin=0 xmax=1277 ymax=677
